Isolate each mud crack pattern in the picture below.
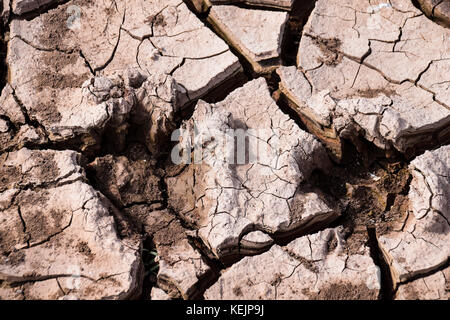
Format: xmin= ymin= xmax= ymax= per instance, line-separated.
xmin=0 ymin=0 xmax=448 ymax=300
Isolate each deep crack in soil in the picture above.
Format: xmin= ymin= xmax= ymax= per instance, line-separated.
xmin=0 ymin=4 xmax=9 ymax=94
xmin=280 ymin=0 xmax=317 ymax=66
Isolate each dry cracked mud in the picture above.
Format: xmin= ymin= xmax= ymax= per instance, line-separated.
xmin=0 ymin=0 xmax=448 ymax=300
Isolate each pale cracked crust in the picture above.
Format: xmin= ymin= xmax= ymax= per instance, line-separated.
xmin=167 ymin=78 xmax=339 ymax=262
xmin=6 ymin=0 xmax=242 ymax=151
xmin=0 ymin=0 xmax=449 ymax=301
xmin=208 ymin=5 xmax=288 ymax=74
xmin=0 ymin=149 xmax=142 ymax=300
xmin=205 ymin=228 xmax=381 ymax=300
xmin=395 ymin=266 xmax=449 ymax=300
xmin=278 ymin=0 xmax=450 ymax=160
xmin=378 ymin=145 xmax=450 ymax=287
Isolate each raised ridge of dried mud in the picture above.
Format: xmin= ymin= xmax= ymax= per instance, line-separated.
xmin=0 ymin=0 xmax=449 ymax=300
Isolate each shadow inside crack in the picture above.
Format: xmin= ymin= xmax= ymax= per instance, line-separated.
xmin=367 ymin=226 xmax=395 ymax=300
xmin=141 ymin=236 xmax=159 ymax=300
xmin=280 ymin=0 xmax=317 ymax=66
xmin=0 ymin=9 xmax=8 ymax=94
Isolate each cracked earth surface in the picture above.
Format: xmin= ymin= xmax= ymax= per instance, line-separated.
xmin=0 ymin=0 xmax=448 ymax=300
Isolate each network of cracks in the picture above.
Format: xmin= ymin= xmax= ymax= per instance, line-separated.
xmin=0 ymin=0 xmax=449 ymax=300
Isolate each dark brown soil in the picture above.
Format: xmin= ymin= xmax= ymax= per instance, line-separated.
xmin=39 ymin=8 xmax=71 ymax=49
xmin=303 ymin=281 xmax=379 ymax=300
xmin=355 ymin=87 xmax=398 ymax=99
xmin=0 ymin=163 xmax=21 ymax=192
xmin=39 ymin=0 xmax=95 ymax=49
xmin=283 ymin=247 xmax=319 ymax=274
xmin=153 ymin=220 xmax=187 ymax=266
xmin=16 ymin=191 xmax=66 ymax=244
xmin=0 ymin=214 xmax=27 ymax=257
xmin=166 ymin=164 xmax=211 ymax=229
xmin=233 ymin=285 xmax=243 ymax=296
xmin=32 ymin=99 xmax=62 ymax=124
xmin=87 ymin=154 xmax=163 ymax=209
xmin=153 ymin=13 xmax=168 ymax=28
xmin=36 ymin=68 xmax=88 ymax=90
xmin=309 ymin=154 xmax=411 ymax=254
xmin=30 ymin=49 xmax=93 ymax=125
xmin=33 ymin=50 xmax=89 ymax=122
xmin=311 ymin=36 xmax=343 ymax=66
xmin=326 ymin=235 xmax=338 ymax=252
xmin=270 ymin=273 xmax=284 ymax=286
xmin=334 ymin=87 xmax=398 ymax=100
xmin=77 ymin=241 xmax=94 ymax=260
xmin=29 ymin=152 xmax=60 ymax=183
